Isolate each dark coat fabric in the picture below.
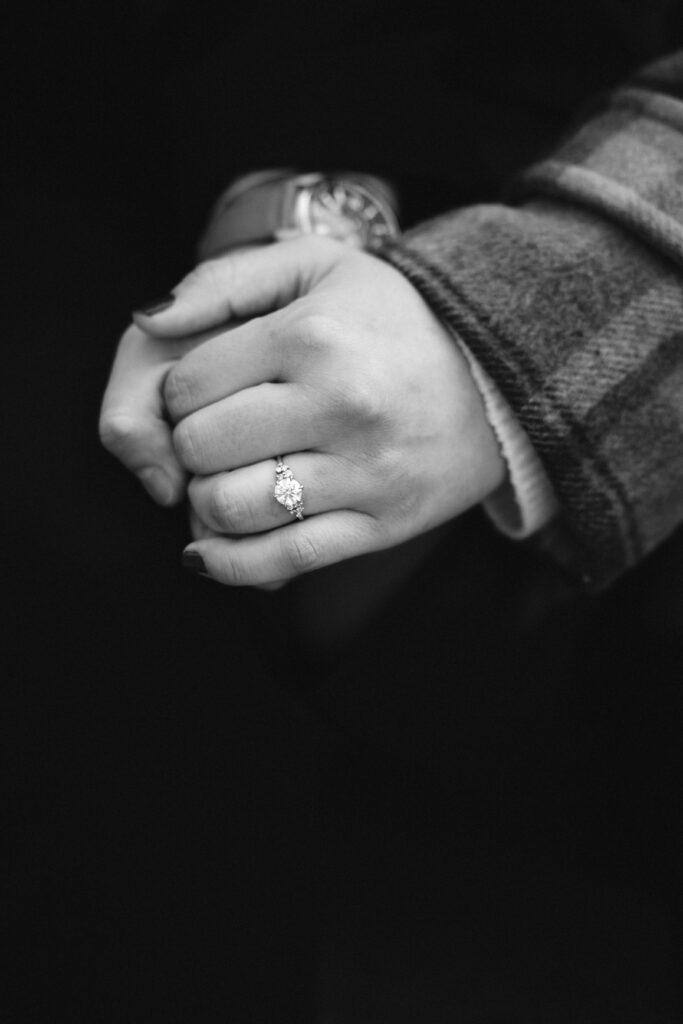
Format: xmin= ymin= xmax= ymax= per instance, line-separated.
xmin=384 ymin=53 xmax=683 ymax=587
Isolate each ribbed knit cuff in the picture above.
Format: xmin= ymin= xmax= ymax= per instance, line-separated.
xmin=452 ymin=334 xmax=559 ymax=537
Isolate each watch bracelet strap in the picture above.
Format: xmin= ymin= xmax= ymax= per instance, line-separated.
xmin=198 ymin=175 xmax=300 ymax=260
xmin=197 ymin=170 xmax=400 ymax=261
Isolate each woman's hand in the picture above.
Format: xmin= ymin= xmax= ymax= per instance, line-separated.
xmin=103 ymin=236 xmax=505 ymax=585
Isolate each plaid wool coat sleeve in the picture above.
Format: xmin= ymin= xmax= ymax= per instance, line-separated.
xmin=380 ymin=52 xmax=683 ymax=589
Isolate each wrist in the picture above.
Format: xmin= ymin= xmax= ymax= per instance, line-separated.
xmin=198 ymin=168 xmax=400 ymax=259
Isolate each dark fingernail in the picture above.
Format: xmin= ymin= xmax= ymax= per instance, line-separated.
xmin=134 ymin=293 xmax=175 ymax=317
xmin=182 ymin=549 xmax=208 ymax=574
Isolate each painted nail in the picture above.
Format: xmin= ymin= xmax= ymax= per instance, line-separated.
xmin=182 ymin=549 xmax=208 ymax=574
xmin=139 ymin=467 xmax=175 ymax=506
xmin=134 ymin=293 xmax=175 ymax=317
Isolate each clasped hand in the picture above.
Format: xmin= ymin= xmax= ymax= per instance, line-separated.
xmin=100 ymin=236 xmax=504 ymax=586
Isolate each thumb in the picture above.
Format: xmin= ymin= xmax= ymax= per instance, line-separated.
xmin=132 ymin=236 xmax=342 ymax=338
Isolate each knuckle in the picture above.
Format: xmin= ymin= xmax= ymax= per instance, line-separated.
xmin=163 ymin=366 xmax=196 ymax=421
xmin=325 ymin=377 xmax=387 ymax=433
xmin=98 ymin=411 xmax=139 ymax=456
xmin=349 ymin=380 xmax=385 ymax=425
xmin=209 ymin=485 xmax=251 ymax=533
xmin=172 ymin=420 xmax=203 ymax=472
xmin=281 ymin=530 xmax=322 ymax=576
xmin=289 ymin=310 xmax=343 ymax=358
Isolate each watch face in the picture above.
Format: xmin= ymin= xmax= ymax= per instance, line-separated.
xmin=296 ymin=178 xmax=398 ymax=248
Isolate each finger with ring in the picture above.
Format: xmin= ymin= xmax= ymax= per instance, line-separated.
xmin=187 ymin=453 xmax=364 ymax=536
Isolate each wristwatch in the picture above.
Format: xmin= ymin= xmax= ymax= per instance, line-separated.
xmin=197 ymin=169 xmax=400 ymax=259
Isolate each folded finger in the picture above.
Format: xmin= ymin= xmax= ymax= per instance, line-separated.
xmin=99 ymin=325 xmax=186 ymax=504
xmin=182 ymin=510 xmax=379 ymax=586
xmin=187 ymin=453 xmax=366 ymax=535
xmin=172 ymin=382 xmax=334 ymax=475
xmin=163 ymin=314 xmax=286 ymax=422
xmin=189 ymin=495 xmax=288 ymax=591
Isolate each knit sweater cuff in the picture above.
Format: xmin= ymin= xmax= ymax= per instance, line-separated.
xmin=452 ymin=336 xmax=559 ymax=537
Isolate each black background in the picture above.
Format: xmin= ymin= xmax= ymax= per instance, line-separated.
xmin=5 ymin=2 xmax=683 ymax=1020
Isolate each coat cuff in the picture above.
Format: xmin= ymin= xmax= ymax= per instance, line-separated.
xmin=379 ymin=189 xmax=683 ymax=588
xmin=451 ymin=336 xmax=559 ymax=538
xmin=376 ymin=60 xmax=683 ymax=587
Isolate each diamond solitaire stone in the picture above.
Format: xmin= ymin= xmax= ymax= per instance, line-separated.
xmin=273 ymin=459 xmax=304 ymax=520
xmin=274 ymin=476 xmax=303 ymax=511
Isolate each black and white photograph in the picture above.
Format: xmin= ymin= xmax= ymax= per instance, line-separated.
xmin=5 ymin=1 xmax=683 ymax=1019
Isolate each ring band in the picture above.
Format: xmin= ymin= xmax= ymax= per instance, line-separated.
xmin=273 ymin=456 xmax=305 ymax=521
